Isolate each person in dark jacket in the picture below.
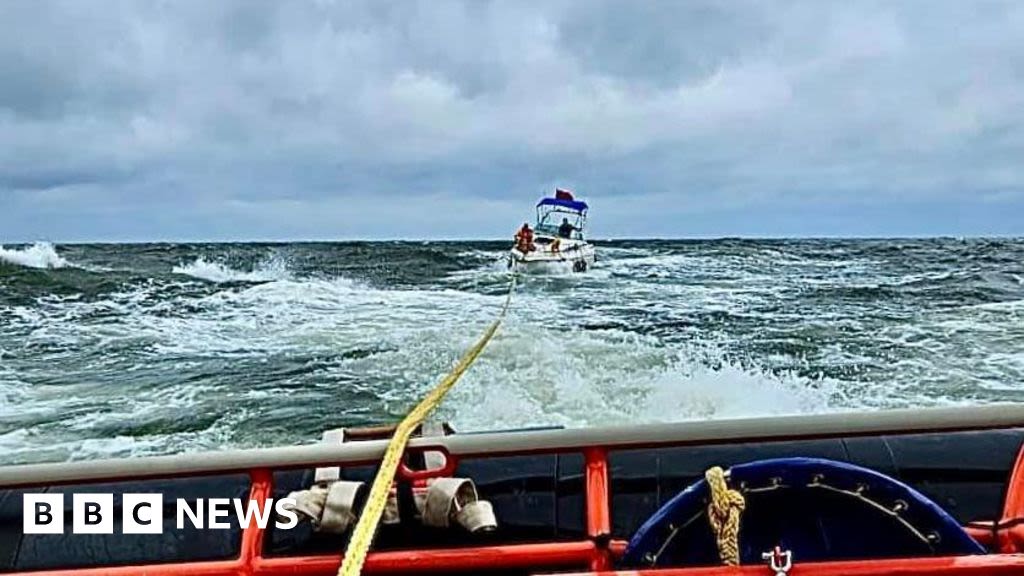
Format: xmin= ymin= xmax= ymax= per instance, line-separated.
xmin=558 ymin=218 xmax=576 ymax=238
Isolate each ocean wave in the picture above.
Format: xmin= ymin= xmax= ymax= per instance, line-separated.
xmin=444 ymin=326 xmax=842 ymax=431
xmin=0 ymin=242 xmax=70 ymax=269
xmin=172 ymin=256 xmax=291 ymax=283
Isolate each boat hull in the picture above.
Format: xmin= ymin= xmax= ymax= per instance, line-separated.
xmin=3 ymin=406 xmax=1024 ymax=575
xmin=510 ymin=241 xmax=596 ymax=273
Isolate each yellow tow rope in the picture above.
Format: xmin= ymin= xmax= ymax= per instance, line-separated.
xmin=705 ymin=466 xmax=746 ymax=566
xmin=337 ymin=274 xmax=517 ymax=576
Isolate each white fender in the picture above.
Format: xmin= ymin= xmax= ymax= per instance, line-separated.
xmin=421 ymin=477 xmax=497 ymax=532
xmin=319 ymin=480 xmax=364 ymax=533
xmin=282 ymin=480 xmax=365 ymax=534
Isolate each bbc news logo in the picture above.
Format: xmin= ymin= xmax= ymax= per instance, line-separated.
xmin=23 ymin=494 xmax=299 ymax=534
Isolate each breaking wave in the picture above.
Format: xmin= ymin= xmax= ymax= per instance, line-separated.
xmin=172 ymin=256 xmax=291 ymax=283
xmin=0 ymin=242 xmax=70 ymax=269
xmin=445 ymin=326 xmax=842 ymax=432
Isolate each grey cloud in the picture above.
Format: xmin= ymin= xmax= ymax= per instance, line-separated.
xmin=0 ymin=0 xmax=1022 ymax=241
xmin=558 ymin=0 xmax=771 ymax=88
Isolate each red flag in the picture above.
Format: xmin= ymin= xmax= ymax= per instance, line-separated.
xmin=555 ymin=188 xmax=574 ymax=201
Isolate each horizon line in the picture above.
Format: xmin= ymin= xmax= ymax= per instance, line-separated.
xmin=3 ymin=233 xmax=1024 ymax=245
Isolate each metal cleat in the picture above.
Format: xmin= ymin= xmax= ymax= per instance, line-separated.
xmin=762 ymin=546 xmax=792 ymax=575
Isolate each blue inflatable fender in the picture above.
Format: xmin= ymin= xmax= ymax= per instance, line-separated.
xmin=622 ymin=457 xmax=985 ymax=567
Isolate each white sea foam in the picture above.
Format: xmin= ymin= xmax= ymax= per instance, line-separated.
xmin=0 ymin=242 xmax=70 ymax=269
xmin=443 ymin=320 xmax=841 ymax=431
xmin=172 ymin=256 xmax=291 ymax=283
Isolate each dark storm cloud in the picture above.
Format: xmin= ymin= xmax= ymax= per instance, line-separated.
xmin=559 ymin=1 xmax=770 ymax=88
xmin=1 ymin=0 xmax=1022 ymax=241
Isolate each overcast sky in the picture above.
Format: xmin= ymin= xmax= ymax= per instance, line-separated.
xmin=1 ymin=1 xmax=1022 ymax=241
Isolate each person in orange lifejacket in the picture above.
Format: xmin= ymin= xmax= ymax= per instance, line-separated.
xmin=514 ymin=223 xmax=535 ymax=253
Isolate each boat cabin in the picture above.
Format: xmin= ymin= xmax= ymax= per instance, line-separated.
xmin=535 ymin=196 xmax=588 ymax=241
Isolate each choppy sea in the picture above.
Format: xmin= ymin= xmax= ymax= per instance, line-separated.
xmin=1 ymin=239 xmax=1022 ymax=465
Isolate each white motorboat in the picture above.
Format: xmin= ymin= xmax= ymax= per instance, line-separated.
xmin=510 ymin=189 xmax=596 ymax=272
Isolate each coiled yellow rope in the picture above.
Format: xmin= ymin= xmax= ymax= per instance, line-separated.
xmin=705 ymin=466 xmax=746 ymax=566
xmin=337 ymin=275 xmax=516 ymax=576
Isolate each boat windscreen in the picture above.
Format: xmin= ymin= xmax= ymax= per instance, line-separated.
xmin=536 ymin=207 xmax=585 ymax=239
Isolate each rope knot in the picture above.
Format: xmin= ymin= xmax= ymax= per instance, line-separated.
xmin=705 ymin=466 xmax=746 ymax=566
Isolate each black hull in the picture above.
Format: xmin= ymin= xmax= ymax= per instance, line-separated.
xmin=2 ymin=427 xmax=1021 ymax=573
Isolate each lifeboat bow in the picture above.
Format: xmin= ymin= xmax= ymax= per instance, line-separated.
xmin=622 ymin=457 xmax=985 ymax=569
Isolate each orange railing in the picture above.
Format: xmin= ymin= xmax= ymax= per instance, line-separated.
xmin=7 ymin=405 xmax=1024 ymax=575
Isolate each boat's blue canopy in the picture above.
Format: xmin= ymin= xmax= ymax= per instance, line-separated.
xmin=537 ymin=197 xmax=588 ymax=212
